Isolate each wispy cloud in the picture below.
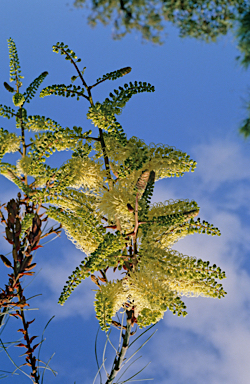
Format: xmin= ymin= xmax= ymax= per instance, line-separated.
xmin=116 ymin=138 xmax=250 ymax=383
xmin=192 ymin=139 xmax=250 ymax=191
xmin=147 ymin=266 xmax=250 ymax=384
xmin=1 ymin=138 xmax=250 ymax=384
xmin=34 ymin=246 xmax=96 ymax=320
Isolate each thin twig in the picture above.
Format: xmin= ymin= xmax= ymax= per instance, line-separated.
xmin=105 ymin=310 xmax=133 ymax=384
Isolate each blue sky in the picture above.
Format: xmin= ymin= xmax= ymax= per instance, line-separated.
xmin=1 ymin=1 xmax=250 ymax=383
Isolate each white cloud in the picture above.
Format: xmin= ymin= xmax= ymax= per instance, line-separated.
xmin=146 ymin=263 xmax=250 ymax=384
xmin=33 ymin=246 xmax=96 ymax=320
xmin=1 ymin=138 xmax=250 ymax=384
xmin=141 ymin=200 xmax=250 ymax=384
xmin=192 ymin=139 xmax=250 ymax=191
xmin=222 ymin=183 xmax=250 ymax=214
xmin=151 ymin=184 xmax=178 ymax=204
xmin=37 ymin=281 xmax=96 ymax=320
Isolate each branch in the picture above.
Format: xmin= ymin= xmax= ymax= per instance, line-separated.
xmin=105 ymin=309 xmax=134 ymax=384
xmin=99 ymin=127 xmax=113 ymax=186
xmin=16 ymin=283 xmax=40 ymax=383
xmin=84 ymin=136 xmax=100 ymax=141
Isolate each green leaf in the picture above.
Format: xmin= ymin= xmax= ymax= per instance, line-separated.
xmin=25 ymin=115 xmax=62 ymax=131
xmin=12 ymin=92 xmax=25 ymax=107
xmin=40 ymin=84 xmax=85 ymax=99
xmin=94 ymin=280 xmax=127 ymax=331
xmin=23 ymin=71 xmax=48 ymax=103
xmin=87 ymin=81 xmax=154 ymax=130
xmin=0 ymin=104 xmax=16 ymax=119
xmin=52 ymin=42 xmax=79 ymax=61
xmin=95 ymin=67 xmax=132 ymax=83
xmin=0 ymin=128 xmax=20 ymax=160
xmin=71 ymin=75 xmax=78 ymax=83
xmin=239 ymin=117 xmax=250 ymax=138
xmin=7 ymin=38 xmax=23 ymax=88
xmin=3 ymin=82 xmax=14 ymax=93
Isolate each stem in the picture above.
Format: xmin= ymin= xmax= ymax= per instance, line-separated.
xmin=17 ymin=283 xmax=40 ymax=383
xmin=89 ymin=77 xmax=109 ymax=89
xmin=105 ymin=310 xmax=133 ymax=384
xmin=84 ymin=136 xmax=100 ymax=141
xmin=16 ymin=74 xmax=19 ymax=93
xmin=70 ymin=55 xmax=114 ymax=190
xmin=61 ymin=86 xmax=89 ymax=101
xmin=97 ymin=127 xmax=121 ymax=230
xmin=58 ymin=46 xmax=93 ymax=104
xmin=21 ymin=126 xmax=25 ymax=157
xmin=20 ymin=117 xmax=28 ymax=185
xmin=10 ymin=199 xmax=40 ymax=383
xmin=98 ymin=128 xmax=113 ymax=187
xmin=75 ymin=57 xmax=121 ymax=230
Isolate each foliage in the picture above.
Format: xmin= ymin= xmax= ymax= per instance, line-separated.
xmin=95 ymin=66 xmax=132 ymax=82
xmin=236 ymin=9 xmax=250 ymax=69
xmin=0 ymin=197 xmax=59 ymax=382
xmin=87 ymin=82 xmax=155 ymax=130
xmin=7 ymin=38 xmax=24 ymax=89
xmin=0 ymin=127 xmax=20 ymax=160
xmin=23 ymin=71 xmax=48 ymax=104
xmin=236 ymin=9 xmax=250 ymax=139
xmin=73 ymin=0 xmax=248 ymax=43
xmin=239 ymin=117 xmax=250 ymax=138
xmin=0 ymin=39 xmax=226 ymax=383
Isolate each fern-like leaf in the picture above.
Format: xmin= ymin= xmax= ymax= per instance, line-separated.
xmin=0 ymin=128 xmax=20 ymax=160
xmin=58 ymin=232 xmax=126 ymax=305
xmin=87 ymin=82 xmax=154 ymax=130
xmin=25 ymin=115 xmax=62 ymax=132
xmin=23 ymin=71 xmax=48 ymax=103
xmin=7 ymin=38 xmax=24 ymax=88
xmin=52 ymin=42 xmax=79 ymax=61
xmin=117 ymin=138 xmax=149 ymax=178
xmin=40 ymin=84 xmax=85 ymax=100
xmin=138 ymin=170 xmax=155 ymax=221
xmin=0 ymin=104 xmax=16 ymax=119
xmin=95 ymin=66 xmax=132 ymax=83
xmin=94 ymin=280 xmax=128 ymax=331
xmin=108 ymin=81 xmax=155 ymax=110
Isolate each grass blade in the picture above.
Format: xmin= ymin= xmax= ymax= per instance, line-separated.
xmin=0 ymin=338 xmax=33 ymax=381
xmin=93 ymin=359 xmax=107 ymax=384
xmin=122 ymin=330 xmax=157 ymax=369
xmin=116 ymin=356 xmax=142 ymax=382
xmin=128 ymin=324 xmax=156 ymax=350
xmin=118 ymin=362 xmax=152 ymax=383
xmin=41 ymin=352 xmax=56 ymax=384
xmin=94 ymin=326 xmax=102 ymax=384
xmin=102 ymin=329 xmax=111 ymax=378
xmin=38 ymin=315 xmax=55 ymax=379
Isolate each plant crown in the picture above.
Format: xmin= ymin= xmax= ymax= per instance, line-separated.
xmin=0 ymin=39 xmax=226 ymax=333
